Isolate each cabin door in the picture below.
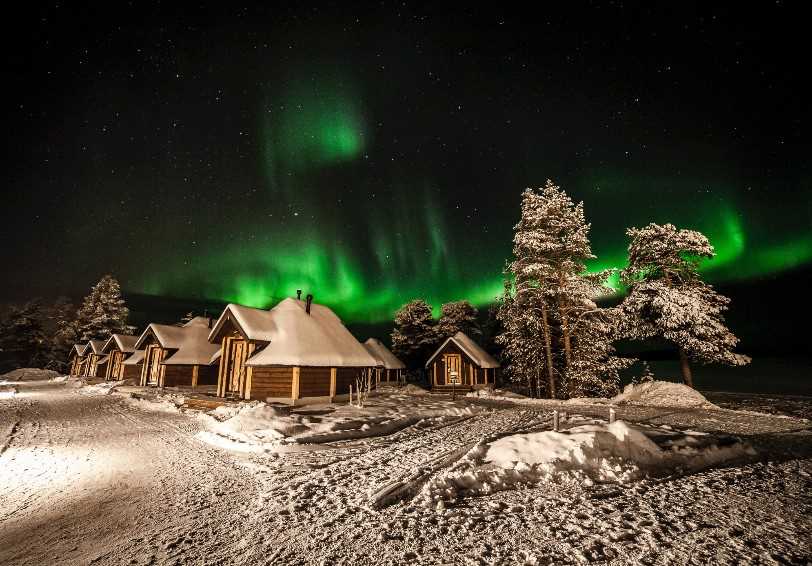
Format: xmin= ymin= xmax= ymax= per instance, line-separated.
xmin=147 ymin=345 xmax=163 ymax=386
xmin=443 ymin=354 xmax=462 ymax=386
xmin=228 ymin=340 xmax=248 ymax=395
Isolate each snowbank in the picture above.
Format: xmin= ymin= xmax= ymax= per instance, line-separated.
xmin=197 ymin=390 xmax=483 ymax=452
xmin=80 ymin=381 xmax=125 ymax=396
xmin=0 ymin=368 xmax=60 ymax=382
xmin=423 ymin=420 xmax=755 ymax=503
xmin=612 ymin=381 xmax=718 ymax=409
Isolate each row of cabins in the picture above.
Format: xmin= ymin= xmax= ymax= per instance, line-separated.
xmin=68 ymin=296 xmax=499 ymax=404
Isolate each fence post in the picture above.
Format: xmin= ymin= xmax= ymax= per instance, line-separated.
xmin=553 ymin=410 xmax=560 ymax=432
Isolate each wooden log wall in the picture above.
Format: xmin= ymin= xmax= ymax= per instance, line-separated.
xmin=249 ymin=366 xmax=293 ymax=400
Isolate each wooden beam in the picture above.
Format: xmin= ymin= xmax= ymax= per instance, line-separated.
xmin=330 ymin=367 xmax=336 ymax=399
xmin=192 ymin=364 xmax=199 ymax=387
xmin=245 ymin=366 xmax=253 ymax=400
xmin=216 ymin=338 xmax=228 ymax=397
xmin=292 ymin=366 xmax=301 ymax=400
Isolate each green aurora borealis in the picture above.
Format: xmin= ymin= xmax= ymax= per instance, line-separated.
xmin=131 ymin=74 xmax=812 ymax=323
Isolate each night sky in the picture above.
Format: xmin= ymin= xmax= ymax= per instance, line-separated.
xmin=4 ymin=3 xmax=809 ymax=332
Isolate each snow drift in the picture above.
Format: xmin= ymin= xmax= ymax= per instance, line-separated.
xmin=423 ymin=420 xmax=755 ymax=504
xmin=612 ymin=380 xmax=718 ymax=409
xmin=0 ymin=368 xmax=60 ymax=382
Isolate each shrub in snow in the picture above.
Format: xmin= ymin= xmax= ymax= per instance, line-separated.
xmin=620 ymin=223 xmax=750 ymax=387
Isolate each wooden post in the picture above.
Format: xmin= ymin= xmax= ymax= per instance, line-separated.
xmin=292 ymin=366 xmax=300 ymax=400
xmin=433 ymin=363 xmax=437 ymax=387
xmin=609 ymin=408 xmax=616 ymax=424
xmin=553 ymin=410 xmax=560 ymax=432
xmin=329 ymin=367 xmax=337 ymax=399
xmin=216 ymin=339 xmax=228 ymax=397
xmin=469 ymin=364 xmax=474 ymax=386
xmin=192 ymin=365 xmax=199 ymax=387
xmin=245 ymin=366 xmax=253 ymax=400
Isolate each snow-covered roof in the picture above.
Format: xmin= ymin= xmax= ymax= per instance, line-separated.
xmin=245 ymin=298 xmax=378 ymax=368
xmin=102 ymin=334 xmax=138 ymax=354
xmin=122 ymin=349 xmax=145 ymax=366
xmin=208 ymin=303 xmax=277 ymax=343
xmin=134 ymin=317 xmax=219 ymax=366
xmin=95 ymin=355 xmax=109 ymax=366
xmin=363 ymin=338 xmax=406 ymax=369
xmin=425 ymin=332 xmax=500 ymax=369
xmin=87 ymin=340 xmax=106 ymax=355
xmin=72 ymin=343 xmax=88 ymax=357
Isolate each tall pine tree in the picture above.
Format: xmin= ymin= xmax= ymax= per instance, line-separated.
xmin=436 ymin=300 xmax=481 ymax=341
xmin=75 ymin=275 xmax=135 ymax=342
xmin=391 ymin=299 xmax=437 ymax=370
xmin=620 ymin=223 xmax=750 ymax=387
xmin=0 ymin=299 xmax=48 ymax=368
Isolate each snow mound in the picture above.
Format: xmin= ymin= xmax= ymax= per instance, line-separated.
xmin=197 ymin=391 xmax=483 ymax=452
xmin=423 ymin=420 xmax=755 ymax=503
xmin=0 ymin=368 xmax=60 ymax=382
xmin=80 ymin=381 xmax=124 ymax=396
xmin=467 ymin=388 xmax=527 ymax=400
xmin=401 ymin=384 xmax=430 ymax=395
xmin=612 ymin=380 xmax=718 ymax=409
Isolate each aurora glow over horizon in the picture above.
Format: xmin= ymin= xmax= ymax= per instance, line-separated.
xmin=5 ymin=4 xmax=810 ymax=328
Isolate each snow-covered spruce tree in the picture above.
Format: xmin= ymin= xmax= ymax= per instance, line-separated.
xmin=562 ymin=273 xmax=634 ymax=398
xmin=44 ymin=297 xmax=77 ymax=371
xmin=0 ymin=299 xmax=48 ymax=368
xmin=620 ymin=223 xmax=750 ymax=387
xmin=75 ymin=275 xmax=135 ymax=342
xmin=499 ymin=181 xmax=625 ymax=398
xmin=391 ymin=299 xmax=438 ymax=370
xmin=496 ymin=279 xmax=550 ymax=397
xmin=436 ymin=300 xmax=481 ymax=341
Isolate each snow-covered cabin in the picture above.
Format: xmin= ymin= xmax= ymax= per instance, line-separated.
xmin=133 ymin=317 xmax=220 ymax=388
xmin=363 ymin=338 xmax=406 ymax=383
xmin=69 ymin=343 xmax=89 ymax=376
xmin=425 ymin=331 xmax=499 ymax=391
xmin=208 ymin=296 xmax=379 ymax=405
xmin=84 ymin=339 xmax=109 ymax=378
xmin=101 ymin=334 xmax=140 ymax=381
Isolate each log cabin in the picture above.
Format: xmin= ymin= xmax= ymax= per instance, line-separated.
xmin=425 ymin=331 xmax=499 ymax=392
xmin=209 ymin=296 xmax=379 ymax=405
xmin=133 ymin=317 xmax=220 ymax=388
xmin=363 ymin=338 xmax=406 ymax=384
xmin=121 ymin=348 xmax=145 ymax=378
xmin=69 ymin=343 xmax=88 ymax=376
xmin=101 ymin=334 xmax=140 ymax=381
xmin=84 ymin=339 xmax=109 ymax=378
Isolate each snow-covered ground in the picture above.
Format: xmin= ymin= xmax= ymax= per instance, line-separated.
xmin=1 ymin=379 xmax=810 ymax=565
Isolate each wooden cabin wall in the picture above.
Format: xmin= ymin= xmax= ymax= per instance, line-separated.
xmin=122 ymin=364 xmax=141 ymax=380
xmin=162 ymin=365 xmax=194 ymax=387
xmin=335 ymin=367 xmax=364 ymax=396
xmin=196 ymin=365 xmax=218 ymax=386
xmin=430 ymin=342 xmax=492 ymax=386
xmin=249 ymin=366 xmax=293 ymax=400
xmin=299 ymin=367 xmax=332 ymax=397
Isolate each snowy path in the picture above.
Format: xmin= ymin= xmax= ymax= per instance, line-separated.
xmin=1 ymin=381 xmax=811 ymax=565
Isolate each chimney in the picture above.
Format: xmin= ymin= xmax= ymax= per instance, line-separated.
xmin=296 ymin=289 xmax=302 ymax=301
xmin=305 ymin=294 xmax=313 ymax=315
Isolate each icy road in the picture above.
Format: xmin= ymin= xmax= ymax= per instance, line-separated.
xmin=1 ymin=380 xmax=810 ymax=565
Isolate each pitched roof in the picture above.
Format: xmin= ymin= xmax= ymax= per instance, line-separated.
xmin=87 ymin=340 xmax=106 ymax=355
xmin=245 ymin=298 xmax=378 ymax=368
xmin=122 ymin=349 xmax=145 ymax=366
xmin=363 ymin=338 xmax=406 ymax=369
xmin=72 ymin=343 xmax=88 ymax=357
xmin=102 ymin=334 xmax=138 ymax=354
xmin=425 ymin=332 xmax=500 ymax=369
xmin=208 ymin=303 xmax=277 ymax=343
xmin=135 ymin=317 xmax=219 ymax=366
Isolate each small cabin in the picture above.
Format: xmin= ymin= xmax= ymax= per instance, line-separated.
xmin=208 ymin=297 xmax=379 ymax=405
xmin=363 ymin=338 xmax=406 ymax=384
xmin=134 ymin=317 xmax=219 ymax=388
xmin=425 ymin=332 xmax=499 ymax=392
xmin=101 ymin=334 xmax=139 ymax=381
xmin=69 ymin=343 xmax=88 ymax=376
xmin=84 ymin=339 xmax=109 ymax=378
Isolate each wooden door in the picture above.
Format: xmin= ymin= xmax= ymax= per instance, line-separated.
xmin=143 ymin=345 xmax=163 ymax=386
xmin=229 ymin=340 xmax=247 ymax=394
xmin=444 ymin=354 xmax=461 ymax=386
